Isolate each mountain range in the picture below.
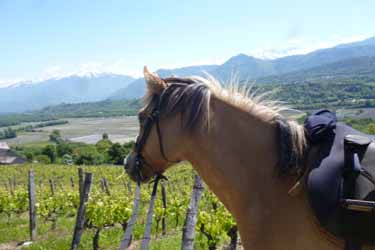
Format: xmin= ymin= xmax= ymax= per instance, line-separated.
xmin=0 ymin=74 xmax=134 ymax=113
xmin=110 ymin=37 xmax=375 ymax=100
xmin=1 ymin=37 xmax=375 ymax=113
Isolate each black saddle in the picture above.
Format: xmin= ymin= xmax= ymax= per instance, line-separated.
xmin=305 ymin=110 xmax=375 ymax=249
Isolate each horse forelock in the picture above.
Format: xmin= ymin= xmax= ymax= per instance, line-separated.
xmin=143 ymin=76 xmax=211 ymax=131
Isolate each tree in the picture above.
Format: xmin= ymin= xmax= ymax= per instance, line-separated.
xmin=57 ymin=142 xmax=73 ymax=157
xmin=1 ymin=127 xmax=17 ymax=139
xmin=42 ymin=145 xmax=57 ymax=163
xmin=49 ymin=130 xmax=62 ymax=143
xmin=96 ymin=138 xmax=112 ymax=153
xmin=123 ymin=141 xmax=135 ymax=156
xmin=108 ymin=143 xmax=126 ymax=165
xmin=74 ymin=146 xmax=103 ymax=165
xmin=25 ymin=152 xmax=34 ymax=162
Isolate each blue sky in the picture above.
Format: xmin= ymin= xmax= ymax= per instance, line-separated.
xmin=0 ymin=0 xmax=374 ymax=86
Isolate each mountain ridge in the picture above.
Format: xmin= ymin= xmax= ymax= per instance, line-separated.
xmin=0 ymin=74 xmax=134 ymax=113
xmin=110 ymin=37 xmax=375 ymax=100
xmin=3 ymin=37 xmax=375 ymax=112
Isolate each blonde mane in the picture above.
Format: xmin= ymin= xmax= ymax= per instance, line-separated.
xmin=144 ymin=74 xmax=307 ymax=174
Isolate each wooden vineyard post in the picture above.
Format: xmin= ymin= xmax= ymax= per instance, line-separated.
xmin=13 ymin=176 xmax=17 ymax=190
xmin=70 ymin=176 xmax=75 ymax=189
xmin=141 ymin=178 xmax=160 ymax=250
xmin=71 ymin=172 xmax=93 ymax=250
xmin=119 ymin=183 xmax=141 ymax=250
xmin=101 ymin=177 xmax=111 ymax=196
xmin=181 ymin=174 xmax=204 ymax=250
xmin=49 ymin=179 xmax=55 ymax=196
xmin=28 ymin=170 xmax=37 ymax=241
xmin=161 ymin=180 xmax=167 ymax=236
xmin=78 ymin=168 xmax=84 ymax=199
xmin=9 ymin=178 xmax=14 ymax=195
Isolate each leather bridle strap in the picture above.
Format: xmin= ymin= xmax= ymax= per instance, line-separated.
xmin=133 ymin=86 xmax=179 ymax=181
xmin=155 ymin=116 xmax=172 ymax=162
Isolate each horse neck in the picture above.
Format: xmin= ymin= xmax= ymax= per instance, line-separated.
xmin=183 ymin=96 xmax=341 ymax=250
xmin=184 ymin=95 xmax=292 ymax=217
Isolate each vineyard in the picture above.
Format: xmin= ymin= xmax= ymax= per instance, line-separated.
xmin=0 ymin=164 xmax=237 ymax=250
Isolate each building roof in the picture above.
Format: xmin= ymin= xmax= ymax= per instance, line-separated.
xmin=0 ymin=156 xmax=17 ymax=164
xmin=0 ymin=143 xmax=26 ymax=165
xmin=0 ymin=142 xmax=10 ymax=150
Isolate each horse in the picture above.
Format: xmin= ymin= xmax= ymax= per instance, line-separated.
xmin=124 ymin=67 xmax=375 ymax=250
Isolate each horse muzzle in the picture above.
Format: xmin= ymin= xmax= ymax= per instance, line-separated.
xmin=124 ymin=152 xmax=153 ymax=183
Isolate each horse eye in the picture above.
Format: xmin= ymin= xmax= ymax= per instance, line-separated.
xmin=138 ymin=114 xmax=146 ymax=123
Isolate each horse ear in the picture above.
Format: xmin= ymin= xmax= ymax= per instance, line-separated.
xmin=144 ymin=66 xmax=166 ymax=94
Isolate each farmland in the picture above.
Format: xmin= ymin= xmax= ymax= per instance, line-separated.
xmin=1 ymin=116 xmax=139 ymax=146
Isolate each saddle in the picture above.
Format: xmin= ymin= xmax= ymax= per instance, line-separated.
xmin=304 ymin=110 xmax=375 ymax=250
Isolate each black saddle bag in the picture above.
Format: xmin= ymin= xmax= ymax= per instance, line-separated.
xmin=305 ymin=110 xmax=375 ymax=244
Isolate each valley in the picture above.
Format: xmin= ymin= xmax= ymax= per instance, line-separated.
xmin=1 ymin=116 xmax=139 ymax=145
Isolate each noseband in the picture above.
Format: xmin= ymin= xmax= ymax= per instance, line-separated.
xmin=131 ymin=86 xmax=177 ymax=182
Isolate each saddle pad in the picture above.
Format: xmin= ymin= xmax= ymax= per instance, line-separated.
xmin=307 ymin=123 xmax=375 ymax=243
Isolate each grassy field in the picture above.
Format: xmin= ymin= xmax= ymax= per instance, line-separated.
xmin=1 ymin=116 xmax=139 ymax=146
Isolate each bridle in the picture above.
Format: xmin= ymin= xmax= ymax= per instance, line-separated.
xmin=129 ymin=85 xmax=178 ymax=182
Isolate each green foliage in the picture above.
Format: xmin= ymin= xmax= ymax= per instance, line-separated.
xmin=0 ymin=164 xmax=234 ymax=250
xmin=343 ymin=118 xmax=375 ymax=134
xmin=42 ymin=145 xmax=57 ymax=163
xmin=0 ymin=127 xmax=17 ymax=139
xmin=196 ymin=192 xmax=235 ymax=249
xmin=57 ymin=142 xmax=73 ymax=157
xmin=96 ymin=139 xmax=112 ymax=153
xmin=368 ymin=124 xmax=375 ymax=134
xmin=13 ymin=140 xmax=135 ymax=166
xmin=0 ymin=113 xmax=56 ymax=127
xmin=253 ymin=81 xmax=375 ymax=110
xmin=73 ymin=145 xmax=103 ymax=165
xmin=62 ymin=154 xmax=73 ymax=165
xmin=0 ymin=190 xmax=29 ymax=217
xmin=49 ymin=130 xmax=62 ymax=143
xmin=86 ymin=192 xmax=132 ymax=229
xmin=37 ymin=191 xmax=79 ymax=219
xmin=35 ymin=154 xmax=52 ymax=164
xmin=107 ymin=143 xmax=126 ymax=165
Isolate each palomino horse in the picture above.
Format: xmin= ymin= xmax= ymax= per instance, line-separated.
xmin=125 ymin=67 xmax=375 ymax=250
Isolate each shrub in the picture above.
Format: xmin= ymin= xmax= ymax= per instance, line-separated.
xmin=35 ymin=155 xmax=51 ymax=164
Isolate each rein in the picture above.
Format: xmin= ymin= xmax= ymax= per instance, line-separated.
xmin=133 ymin=85 xmax=178 ymax=182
